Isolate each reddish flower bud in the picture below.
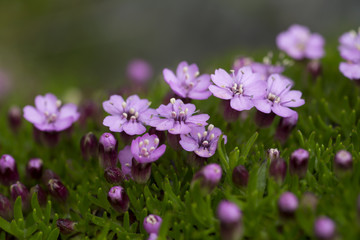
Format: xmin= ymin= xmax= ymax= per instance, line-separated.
xmin=334 ymin=150 xmax=352 ymax=171
xmin=99 ymin=133 xmax=118 ymax=168
xmin=314 ymin=217 xmax=336 ymax=240
xmin=8 ymin=106 xmax=22 ymax=133
xmin=275 ymin=113 xmax=298 ymax=144
xmin=57 ymin=219 xmax=77 ymax=235
xmin=10 ymin=181 xmax=30 ymax=211
xmin=48 ymin=179 xmax=69 ymax=202
xmin=217 ymin=200 xmax=243 ymax=240
xmin=278 ymin=192 xmax=298 ymax=218
xmin=30 ymin=184 xmax=48 ymax=206
xmin=232 ymin=165 xmax=249 ymax=187
xmin=192 ymin=163 xmax=222 ymax=194
xmin=0 ymin=194 xmax=12 ymax=220
xmin=107 ymin=186 xmax=129 ymax=213
xmin=0 ymin=154 xmax=19 ymax=186
xmin=221 ymin=100 xmax=241 ymax=122
xmin=290 ymin=148 xmax=309 ymax=178
xmin=42 ymin=169 xmax=60 ymax=185
xmin=307 ymin=60 xmax=322 ymax=80
xmin=269 ymin=158 xmax=287 ymax=183
xmin=143 ymin=214 xmax=162 ymax=235
xmin=131 ymin=159 xmax=152 ymax=184
xmin=80 ymin=132 xmax=98 ymax=160
xmin=26 ymin=158 xmax=43 ymax=179
xmin=104 ymin=167 xmax=125 ymax=184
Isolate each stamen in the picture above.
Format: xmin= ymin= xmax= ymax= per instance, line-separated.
xmin=183 ymin=66 xmax=188 ymax=72
xmin=202 ymin=140 xmax=209 ymax=146
xmin=185 ymin=108 xmax=188 ymax=114
xmin=154 ymin=138 xmax=159 ymax=145
xmin=56 ymin=100 xmax=62 ymax=108
xmin=129 ymin=108 xmax=135 ymax=114
xmin=135 ymin=112 xmax=139 ymax=118
xmin=130 ymin=116 xmax=136 ymax=121
xmin=122 ymin=112 xmax=128 ymax=118
xmin=144 ymin=139 xmax=149 ymax=146
xmin=203 ymin=131 xmax=208 ymax=137
xmin=141 ymin=147 xmax=147 ymax=154
xmin=139 ymin=141 xmax=143 ymax=147
xmin=209 ymin=134 xmax=215 ymax=140
xmin=122 ymin=102 xmax=127 ymax=109
xmin=147 ymin=215 xmax=157 ymax=224
xmin=179 ymin=111 xmax=185 ymax=117
xmin=170 ymin=98 xmax=176 ymax=104
xmin=208 ymin=124 xmax=214 ymax=131
xmin=195 ymin=71 xmax=200 ymax=77
xmin=149 ymin=147 xmax=155 ymax=152
xmin=197 ymin=133 xmax=202 ymax=139
xmin=171 ymin=111 xmax=177 ymax=118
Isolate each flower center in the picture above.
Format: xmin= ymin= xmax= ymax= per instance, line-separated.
xmin=45 ymin=112 xmax=58 ymax=123
xmin=231 ymin=83 xmax=244 ymax=95
xmin=146 ymin=215 xmax=158 ymax=225
xmin=267 ymin=93 xmax=281 ymax=103
xmin=121 ymin=105 xmax=139 ymax=122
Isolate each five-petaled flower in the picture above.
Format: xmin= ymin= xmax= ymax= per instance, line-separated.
xmin=179 ymin=124 xmax=226 ymax=158
xmin=254 ymin=74 xmax=305 ymax=118
xmin=131 ymin=133 xmax=166 ymax=163
xmin=23 ymin=93 xmax=80 ymax=132
xmin=163 ymin=61 xmax=212 ymax=100
xmin=277 ymin=24 xmax=325 ymax=60
xmin=338 ymin=29 xmax=360 ymax=80
xmin=149 ymin=98 xmax=209 ymax=135
xmin=103 ymin=94 xmax=155 ymax=135
xmin=209 ymin=67 xmax=267 ymax=112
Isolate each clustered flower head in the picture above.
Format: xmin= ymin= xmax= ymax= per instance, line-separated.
xmin=23 ymin=93 xmax=80 ymax=132
xmin=276 ymin=24 xmax=325 ymax=60
xmin=103 ymin=94 xmax=155 ymax=135
xmin=150 ymin=98 xmax=209 ymax=134
xmin=338 ymin=28 xmax=360 ymax=80
xmin=163 ymin=61 xmax=212 ymax=100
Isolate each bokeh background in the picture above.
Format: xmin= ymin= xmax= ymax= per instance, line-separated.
xmin=0 ymin=0 xmax=359 ymax=101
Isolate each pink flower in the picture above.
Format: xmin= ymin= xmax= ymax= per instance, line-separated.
xmin=209 ymin=67 xmax=266 ymax=112
xmin=277 ymin=24 xmax=325 ymax=60
xmin=131 ymin=133 xmax=166 ymax=163
xmin=253 ymin=74 xmax=305 ymax=118
xmin=149 ymin=98 xmax=209 ymax=135
xmin=103 ymin=94 xmax=155 ymax=135
xmin=163 ymin=61 xmax=212 ymax=100
xmin=23 ymin=93 xmax=80 ymax=132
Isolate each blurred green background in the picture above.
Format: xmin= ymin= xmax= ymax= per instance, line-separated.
xmin=0 ymin=0 xmax=359 ymax=101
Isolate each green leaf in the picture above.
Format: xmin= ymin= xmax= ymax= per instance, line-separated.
xmin=240 ymin=132 xmax=258 ymax=162
xmin=157 ymin=212 xmax=172 ymax=239
xmin=0 ymin=216 xmax=16 ymax=236
xmin=217 ymin=134 xmax=229 ymax=172
xmin=14 ymin=196 xmax=23 ymax=223
xmin=47 ymin=228 xmax=59 ymax=240
xmin=229 ymin=147 xmax=240 ymax=170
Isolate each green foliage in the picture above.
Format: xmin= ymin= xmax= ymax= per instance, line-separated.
xmin=1 ymin=45 xmax=360 ymax=239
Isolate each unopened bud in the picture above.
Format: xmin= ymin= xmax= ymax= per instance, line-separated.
xmin=232 ymin=165 xmax=249 ymax=187
xmin=57 ymin=219 xmax=77 ymax=235
xmin=8 ymin=106 xmax=22 ymax=133
xmin=107 ymin=186 xmax=130 ymax=213
xmin=10 ymin=181 xmax=30 ymax=211
xmin=278 ymin=192 xmax=298 ymax=218
xmin=334 ymin=150 xmax=352 ymax=171
xmin=0 ymin=154 xmax=19 ymax=185
xmin=275 ymin=112 xmax=298 ymax=143
xmin=48 ymin=179 xmax=69 ymax=202
xmin=104 ymin=167 xmax=125 ymax=184
xmin=217 ymin=200 xmax=243 ymax=240
xmin=99 ymin=133 xmax=118 ymax=168
xmin=30 ymin=184 xmax=48 ymax=206
xmin=314 ymin=217 xmax=336 ymax=240
xmin=143 ymin=214 xmax=162 ymax=235
xmin=269 ymin=158 xmax=287 ymax=184
xmin=26 ymin=158 xmax=43 ymax=179
xmin=80 ymin=132 xmax=98 ymax=160
xmin=192 ymin=163 xmax=222 ymax=194
xmin=290 ymin=148 xmax=309 ymax=178
xmin=0 ymin=194 xmax=12 ymax=220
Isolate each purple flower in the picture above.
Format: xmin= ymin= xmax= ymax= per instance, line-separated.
xmin=334 ymin=150 xmax=352 ymax=171
xmin=143 ymin=214 xmax=162 ymax=235
xmin=103 ymin=94 xmax=155 ymax=135
xmin=127 ymin=59 xmax=153 ymax=83
xmin=118 ymin=146 xmax=133 ymax=179
xmin=192 ymin=163 xmax=222 ymax=193
xmin=23 ymin=93 xmax=80 ymax=132
xmin=339 ymin=62 xmax=360 ymax=80
xmin=338 ymin=30 xmax=360 ymax=63
xmin=179 ymin=124 xmax=226 ymax=158
xmin=314 ymin=217 xmax=336 ymax=240
xmin=163 ymin=61 xmax=212 ymax=100
xmin=150 ymin=98 xmax=209 ymax=135
xmin=276 ymin=24 xmax=325 ymax=60
xmin=278 ymin=192 xmax=298 ymax=217
xmin=209 ymin=67 xmax=266 ymax=111
xmin=0 ymin=154 xmax=19 ymax=186
xmin=131 ymin=133 xmax=166 ymax=163
xmin=253 ymin=74 xmax=305 ymax=118
xmin=107 ymin=186 xmax=130 ymax=213
xmin=217 ymin=200 xmax=243 ymax=240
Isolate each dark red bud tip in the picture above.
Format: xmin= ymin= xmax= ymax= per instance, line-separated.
xmin=27 ymin=158 xmax=43 ymax=179
xmin=232 ymin=165 xmax=249 ymax=187
xmin=80 ymin=132 xmax=98 ymax=160
xmin=269 ymin=158 xmax=287 ymax=184
xmin=48 ymin=179 xmax=69 ymax=202
xmin=104 ymin=167 xmax=125 ymax=184
xmin=8 ymin=106 xmax=22 ymax=133
xmin=57 ymin=219 xmax=77 ymax=235
xmin=107 ymin=186 xmax=130 ymax=213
